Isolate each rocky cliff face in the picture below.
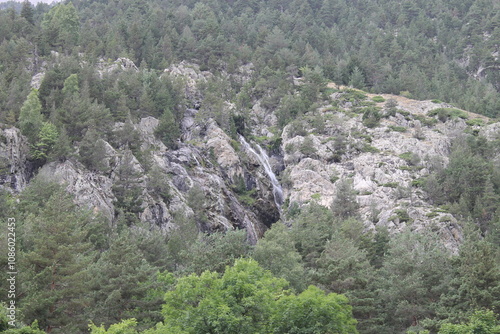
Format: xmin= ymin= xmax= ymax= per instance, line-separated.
xmin=2 ymin=60 xmax=498 ymax=249
xmin=279 ymin=97 xmax=466 ymax=250
xmin=0 ymin=127 xmax=31 ymax=192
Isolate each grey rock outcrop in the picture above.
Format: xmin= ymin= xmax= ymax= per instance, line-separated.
xmin=38 ymin=160 xmax=116 ymax=221
xmin=0 ymin=127 xmax=31 ymax=192
xmin=277 ymin=91 xmax=495 ymax=251
xmin=97 ymin=57 xmax=139 ymax=77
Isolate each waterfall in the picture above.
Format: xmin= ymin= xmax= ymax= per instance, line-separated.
xmin=239 ymin=135 xmax=283 ymax=209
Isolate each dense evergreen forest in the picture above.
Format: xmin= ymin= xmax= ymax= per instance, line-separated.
xmin=1 ymin=0 xmax=500 ymax=122
xmin=0 ymin=0 xmax=500 ymax=333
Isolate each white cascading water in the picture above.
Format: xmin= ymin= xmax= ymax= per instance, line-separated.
xmin=239 ymin=135 xmax=283 ymax=210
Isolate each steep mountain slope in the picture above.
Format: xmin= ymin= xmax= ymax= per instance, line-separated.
xmin=1 ymin=1 xmax=500 ymax=332
xmin=2 ymin=58 xmax=498 ymax=251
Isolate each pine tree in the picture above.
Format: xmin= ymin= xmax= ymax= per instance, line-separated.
xmin=20 ymin=0 xmax=34 ymax=25
xmin=49 ymin=126 xmax=73 ymax=162
xmin=87 ymin=232 xmax=161 ymax=329
xmin=319 ymin=0 xmax=337 ymax=27
xmin=474 ymin=176 xmax=499 ymax=232
xmin=438 ymin=223 xmax=500 ymax=324
xmin=349 ymin=66 xmax=366 ymax=89
xmin=331 ymin=178 xmax=359 ymax=219
xmin=79 ymin=129 xmax=109 ymax=172
xmin=253 ymin=223 xmax=307 ymax=292
xmin=375 ymin=231 xmax=453 ymax=333
xmin=42 ymin=3 xmax=80 ymax=51
xmin=18 ymin=181 xmax=94 ymax=333
xmin=154 ymin=108 xmax=179 ymax=149
xmin=112 ymin=150 xmax=144 ymax=226
xmin=62 ymin=73 xmax=79 ymax=97
xmin=31 ymin=122 xmax=58 ymax=162
xmin=113 ymin=95 xmax=130 ymax=122
xmin=146 ymin=164 xmax=171 ymax=202
xmin=19 ymin=89 xmax=44 ymax=144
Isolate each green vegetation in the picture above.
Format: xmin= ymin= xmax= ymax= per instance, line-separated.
xmin=361 ymin=143 xmax=380 ymax=153
xmin=1 ymin=0 xmax=500 ymax=333
xmin=361 ymin=107 xmax=382 ymax=128
xmin=413 ymin=114 xmax=438 ymax=127
xmin=428 ymin=108 xmax=469 ymax=122
xmin=1 ymin=0 xmax=499 ymax=123
xmin=466 ymin=118 xmax=485 ymax=126
xmin=393 ymin=208 xmax=412 ymax=223
xmin=231 ymin=176 xmax=258 ymax=206
xmin=0 ymin=173 xmax=498 ymax=333
xmin=439 ymin=310 xmax=500 ymax=333
xmin=399 ymin=152 xmax=421 ymax=166
xmin=300 ymin=135 xmax=317 ymax=157
xmin=311 ymin=193 xmax=322 ymax=200
xmin=18 ymin=89 xmax=43 ymax=144
xmin=388 ymin=125 xmax=407 ymax=132
xmin=411 ymin=178 xmax=426 ymax=187
xmin=341 ymin=90 xmax=368 ymax=103
xmin=160 ymin=259 xmax=357 ymax=334
xmin=89 ymin=260 xmax=357 ymax=334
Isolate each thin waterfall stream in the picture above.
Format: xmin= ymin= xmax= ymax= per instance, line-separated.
xmin=239 ymin=135 xmax=283 ymax=210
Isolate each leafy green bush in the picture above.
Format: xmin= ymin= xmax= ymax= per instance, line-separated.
xmin=351 ymin=130 xmax=372 ymax=142
xmin=449 ymin=109 xmax=469 ymax=119
xmin=397 ymin=110 xmax=411 ymax=117
xmin=361 ymin=144 xmax=380 ymax=153
xmin=384 ymin=99 xmax=398 ymax=117
xmin=413 ymin=114 xmax=438 ymax=127
xmin=466 ymin=118 xmax=485 ymax=126
xmin=428 ymin=108 xmax=469 ymax=122
xmin=439 ymin=216 xmax=452 ymax=222
xmin=399 ymin=152 xmax=420 ymax=166
xmin=237 ymin=189 xmax=257 ymax=206
xmin=388 ymin=125 xmax=406 ymax=132
xmin=288 ymin=120 xmax=308 ymax=137
xmin=411 ymin=178 xmax=426 ymax=187
xmin=311 ymin=193 xmax=321 ymax=200
xmin=426 ymin=212 xmax=439 ymax=218
xmin=341 ymin=88 xmax=367 ymax=102
xmin=359 ymin=100 xmax=377 ymax=107
xmin=394 ymin=209 xmax=411 ymax=223
xmin=372 ymin=95 xmax=385 ymax=103
xmin=400 ymin=90 xmax=413 ymax=98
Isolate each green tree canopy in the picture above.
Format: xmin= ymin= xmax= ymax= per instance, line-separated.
xmin=20 ymin=0 xmax=34 ymax=25
xmin=17 ymin=179 xmax=95 ymax=333
xmin=31 ymin=122 xmax=58 ymax=162
xmin=94 ymin=259 xmax=358 ymax=333
xmin=18 ymin=89 xmax=43 ymax=144
xmin=42 ymin=3 xmax=80 ymax=51
xmin=155 ymin=258 xmax=358 ymax=334
xmin=439 ymin=310 xmax=500 ymax=334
